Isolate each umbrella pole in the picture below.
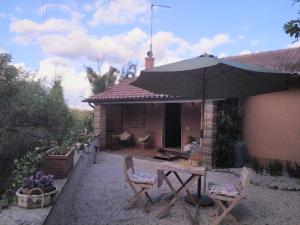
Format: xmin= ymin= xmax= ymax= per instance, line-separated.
xmin=186 ymin=72 xmax=213 ymax=207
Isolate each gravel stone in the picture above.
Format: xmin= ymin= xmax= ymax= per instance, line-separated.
xmin=68 ymin=152 xmax=300 ymax=225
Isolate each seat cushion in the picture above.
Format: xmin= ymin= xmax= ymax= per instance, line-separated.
xmin=208 ymin=182 xmax=240 ymax=197
xmin=138 ymin=134 xmax=150 ymax=143
xmin=118 ymin=131 xmax=131 ymax=141
xmin=130 ymin=172 xmax=156 ymax=185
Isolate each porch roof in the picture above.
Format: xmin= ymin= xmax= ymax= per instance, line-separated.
xmin=83 ymin=77 xmax=194 ymax=103
xmin=84 ymin=47 xmax=300 ymax=104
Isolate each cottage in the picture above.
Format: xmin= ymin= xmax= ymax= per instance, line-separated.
xmin=84 ymin=47 xmax=300 ymax=166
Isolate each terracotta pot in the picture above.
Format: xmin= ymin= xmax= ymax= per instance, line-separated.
xmin=42 ymin=149 xmax=75 ymax=179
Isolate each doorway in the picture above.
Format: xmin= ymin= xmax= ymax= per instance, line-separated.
xmin=164 ymin=103 xmax=181 ymax=149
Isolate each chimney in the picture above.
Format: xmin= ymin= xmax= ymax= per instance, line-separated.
xmin=144 ymin=50 xmax=154 ymax=69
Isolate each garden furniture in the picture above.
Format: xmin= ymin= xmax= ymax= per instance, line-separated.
xmin=156 ymin=161 xmax=206 ymax=224
xmin=122 ymin=155 xmax=156 ymax=210
xmin=208 ymin=167 xmax=252 ymax=225
xmin=137 ymin=132 xmax=152 ymax=149
xmin=118 ymin=131 xmax=133 ymax=148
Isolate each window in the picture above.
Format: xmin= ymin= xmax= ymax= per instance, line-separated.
xmin=123 ymin=104 xmax=145 ymax=128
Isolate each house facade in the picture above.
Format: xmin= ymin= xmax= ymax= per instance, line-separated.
xmin=84 ymin=47 xmax=300 ymax=166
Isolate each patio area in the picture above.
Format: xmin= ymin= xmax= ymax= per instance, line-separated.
xmin=69 ymin=152 xmax=300 ymax=225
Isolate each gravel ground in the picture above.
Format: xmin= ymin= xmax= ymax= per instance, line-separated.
xmin=69 ymin=152 xmax=300 ymax=225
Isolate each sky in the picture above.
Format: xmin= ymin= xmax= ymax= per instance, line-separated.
xmin=0 ymin=0 xmax=299 ymax=109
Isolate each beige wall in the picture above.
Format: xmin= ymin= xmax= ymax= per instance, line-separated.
xmin=106 ymin=103 xmax=163 ymax=148
xmin=181 ymin=102 xmax=201 ymax=148
xmin=244 ymin=89 xmax=300 ymax=162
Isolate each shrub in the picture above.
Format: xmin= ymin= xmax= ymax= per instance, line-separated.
xmin=251 ymin=158 xmax=264 ymax=174
xmin=287 ymin=161 xmax=300 ymax=178
xmin=12 ymin=148 xmax=44 ymax=189
xmin=266 ymin=159 xmax=283 ymax=176
xmin=213 ymin=99 xmax=243 ymax=168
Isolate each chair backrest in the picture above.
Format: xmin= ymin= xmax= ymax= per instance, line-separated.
xmin=238 ymin=167 xmax=252 ymax=197
xmin=123 ymin=155 xmax=135 ymax=180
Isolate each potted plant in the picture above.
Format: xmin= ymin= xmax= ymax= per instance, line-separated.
xmin=42 ymin=143 xmax=75 ymax=179
xmin=16 ymin=171 xmax=58 ymax=209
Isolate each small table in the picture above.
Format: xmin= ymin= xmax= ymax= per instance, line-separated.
xmin=156 ymin=161 xmax=206 ymax=224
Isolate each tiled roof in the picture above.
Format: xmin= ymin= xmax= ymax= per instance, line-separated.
xmin=84 ymin=47 xmax=300 ymax=103
xmin=83 ymin=77 xmax=184 ymax=103
xmin=226 ymin=47 xmax=300 ymax=75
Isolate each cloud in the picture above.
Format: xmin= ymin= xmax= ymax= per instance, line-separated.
xmin=250 ymin=39 xmax=259 ymax=46
xmin=39 ymin=27 xmax=148 ymax=63
xmin=287 ymin=41 xmax=300 ymax=48
xmin=37 ymin=57 xmax=92 ymax=110
xmin=89 ymin=0 xmax=149 ymax=26
xmin=36 ymin=27 xmax=232 ymax=67
xmin=219 ymin=52 xmax=228 ymax=58
xmin=239 ymin=50 xmax=251 ymax=55
xmin=83 ymin=4 xmax=94 ymax=12
xmin=238 ymin=35 xmax=245 ymax=40
xmin=13 ymin=62 xmax=26 ymax=69
xmin=10 ymin=18 xmax=83 ymax=34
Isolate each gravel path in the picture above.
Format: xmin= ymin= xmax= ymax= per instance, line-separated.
xmin=69 ymin=152 xmax=300 ymax=225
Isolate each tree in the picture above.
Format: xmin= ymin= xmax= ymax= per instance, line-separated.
xmin=284 ymin=0 xmax=300 ymax=41
xmin=47 ymin=79 xmax=73 ymax=143
xmin=86 ymin=65 xmax=118 ymax=94
xmin=120 ymin=61 xmax=137 ymax=80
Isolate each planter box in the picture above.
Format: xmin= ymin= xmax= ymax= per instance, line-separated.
xmin=43 ymin=149 xmax=74 ymax=179
xmin=16 ymin=185 xmax=58 ymax=209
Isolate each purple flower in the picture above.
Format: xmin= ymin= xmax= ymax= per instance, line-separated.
xmin=23 ymin=171 xmax=54 ymax=188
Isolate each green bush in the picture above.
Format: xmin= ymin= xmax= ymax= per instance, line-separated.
xmin=213 ymin=99 xmax=243 ymax=168
xmin=251 ymin=158 xmax=264 ymax=174
xmin=12 ymin=147 xmax=44 ymax=189
xmin=287 ymin=161 xmax=300 ymax=178
xmin=0 ymin=53 xmax=73 ymax=192
xmin=266 ymin=160 xmax=283 ymax=176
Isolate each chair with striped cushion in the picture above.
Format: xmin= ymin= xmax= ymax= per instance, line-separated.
xmin=123 ymin=155 xmax=156 ymax=210
xmin=208 ymin=167 xmax=252 ymax=225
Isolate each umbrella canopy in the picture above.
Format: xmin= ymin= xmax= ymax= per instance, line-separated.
xmin=132 ymin=53 xmax=293 ymax=202
xmin=132 ymin=54 xmax=291 ymax=99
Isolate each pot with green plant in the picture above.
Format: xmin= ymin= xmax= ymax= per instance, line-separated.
xmin=16 ymin=171 xmax=58 ymax=209
xmin=42 ymin=143 xmax=75 ymax=179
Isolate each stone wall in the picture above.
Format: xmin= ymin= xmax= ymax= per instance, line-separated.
xmin=94 ymin=104 xmax=106 ymax=149
xmin=202 ymin=101 xmax=218 ymax=168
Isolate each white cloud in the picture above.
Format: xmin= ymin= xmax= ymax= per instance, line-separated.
xmin=89 ymin=0 xmax=149 ymax=26
xmin=37 ymin=57 xmax=92 ymax=110
xmin=13 ymin=62 xmax=26 ymax=69
xmin=250 ymin=39 xmax=259 ymax=46
xmin=287 ymin=41 xmax=300 ymax=48
xmin=83 ymin=4 xmax=94 ymax=12
xmin=37 ymin=27 xmax=232 ymax=68
xmin=219 ymin=52 xmax=228 ymax=58
xmin=39 ymin=28 xmax=148 ymax=63
xmin=10 ymin=18 xmax=83 ymax=34
xmin=239 ymin=50 xmax=251 ymax=55
xmin=238 ymin=35 xmax=245 ymax=40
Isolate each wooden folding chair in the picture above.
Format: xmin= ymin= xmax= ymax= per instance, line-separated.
xmin=123 ymin=155 xmax=156 ymax=211
xmin=208 ymin=167 xmax=252 ymax=225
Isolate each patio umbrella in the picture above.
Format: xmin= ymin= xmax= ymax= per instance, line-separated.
xmin=132 ymin=53 xmax=292 ymax=205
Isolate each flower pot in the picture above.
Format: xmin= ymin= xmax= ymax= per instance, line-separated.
xmin=16 ymin=185 xmax=58 ymax=209
xmin=42 ymin=149 xmax=74 ymax=179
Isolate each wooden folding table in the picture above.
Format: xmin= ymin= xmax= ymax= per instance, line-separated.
xmin=156 ymin=161 xmax=206 ymax=224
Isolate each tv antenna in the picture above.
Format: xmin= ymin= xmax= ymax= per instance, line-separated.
xmin=150 ymin=4 xmax=171 ymax=55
